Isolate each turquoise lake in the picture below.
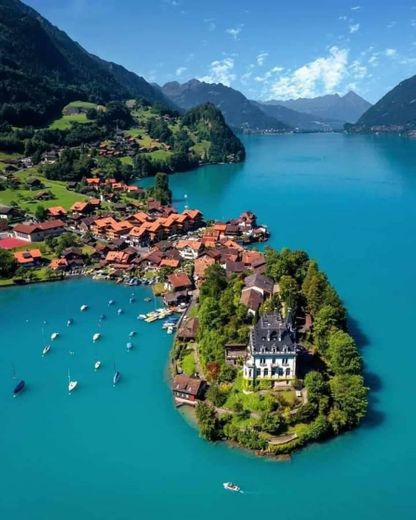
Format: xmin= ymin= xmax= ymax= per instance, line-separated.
xmin=1 ymin=133 xmax=416 ymax=518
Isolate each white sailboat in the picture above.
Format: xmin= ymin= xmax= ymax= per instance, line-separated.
xmin=42 ymin=345 xmax=51 ymax=356
xmin=68 ymin=369 xmax=78 ymax=393
xmin=80 ymin=304 xmax=88 ymax=312
xmin=51 ymin=332 xmax=59 ymax=340
xmin=93 ymin=332 xmax=101 ymax=342
xmin=94 ymin=360 xmax=101 ymax=370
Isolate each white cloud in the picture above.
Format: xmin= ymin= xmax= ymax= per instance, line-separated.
xmin=339 ymin=15 xmax=347 ymax=21
xmin=256 ymin=52 xmax=269 ymax=66
xmin=267 ymin=46 xmax=349 ymax=100
xmin=226 ymin=24 xmax=244 ymax=40
xmin=199 ymin=57 xmax=236 ymax=86
xmin=176 ymin=66 xmax=187 ymax=76
xmin=349 ymin=23 xmax=360 ymax=33
xmin=254 ymin=66 xmax=284 ymax=83
xmin=385 ymin=48 xmax=397 ymax=56
xmin=204 ymin=18 xmax=216 ymax=31
xmin=351 ymin=5 xmax=361 ymax=10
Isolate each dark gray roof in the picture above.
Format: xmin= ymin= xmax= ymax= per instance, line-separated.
xmin=244 ymin=273 xmax=274 ymax=294
xmin=250 ymin=312 xmax=296 ymax=354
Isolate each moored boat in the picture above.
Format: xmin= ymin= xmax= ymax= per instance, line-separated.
xmin=113 ymin=370 xmax=121 ymax=386
xmin=94 ymin=360 xmax=101 ymax=370
xmin=137 ymin=314 xmax=146 ymax=320
xmin=93 ymin=332 xmax=101 ymax=342
xmin=42 ymin=345 xmax=51 ymax=356
xmin=13 ymin=379 xmax=25 ymax=397
xmin=68 ymin=369 xmax=78 ymax=393
xmin=99 ymin=313 xmax=106 ymax=320
xmin=67 ymin=319 xmax=73 ymax=327
xmin=50 ymin=332 xmax=59 ymax=340
xmin=117 ymin=308 xmax=123 ymax=315
xmin=80 ymin=304 xmax=88 ymax=312
xmin=126 ymin=342 xmax=134 ymax=351
xmin=129 ymin=330 xmax=136 ymax=337
xmin=108 ymin=299 xmax=115 ymax=306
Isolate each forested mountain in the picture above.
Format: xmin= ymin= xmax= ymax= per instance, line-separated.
xmin=267 ymin=91 xmax=371 ymax=123
xmin=252 ymin=101 xmax=345 ymax=131
xmin=349 ymin=74 xmax=416 ymax=131
xmin=161 ymin=80 xmax=290 ymax=131
xmin=0 ymin=0 xmax=172 ymax=126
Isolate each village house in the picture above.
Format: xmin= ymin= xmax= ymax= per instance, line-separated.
xmin=240 ymin=288 xmax=264 ymax=315
xmin=71 ymin=201 xmax=92 ymax=215
xmin=172 ymin=374 xmax=206 ymax=405
xmin=13 ymin=219 xmax=65 ymax=242
xmin=193 ymin=254 xmax=216 ymax=285
xmin=244 ymin=273 xmax=274 ymax=297
xmin=47 ymin=206 xmax=66 ymax=218
xmin=50 ymin=258 xmax=69 ymax=271
xmin=165 ymin=272 xmax=193 ymax=292
xmin=225 ymin=343 xmax=247 ymax=366
xmin=176 ymin=240 xmax=203 ymax=260
xmin=243 ymin=312 xmax=297 ymax=383
xmin=176 ymin=317 xmax=199 ymax=342
xmin=14 ymin=249 xmax=42 ymax=268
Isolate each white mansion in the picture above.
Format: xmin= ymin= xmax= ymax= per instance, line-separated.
xmin=243 ymin=312 xmax=297 ymax=381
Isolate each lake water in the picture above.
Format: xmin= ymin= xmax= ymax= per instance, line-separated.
xmin=2 ymin=133 xmax=416 ymax=519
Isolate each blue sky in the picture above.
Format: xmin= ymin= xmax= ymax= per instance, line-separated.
xmin=25 ymin=0 xmax=416 ymax=102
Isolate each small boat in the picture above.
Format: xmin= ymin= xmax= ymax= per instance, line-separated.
xmin=129 ymin=297 xmax=136 ymax=303
xmin=167 ymin=327 xmax=174 ymax=335
xmin=50 ymin=332 xmax=59 ymax=341
xmin=137 ymin=314 xmax=147 ymax=320
xmin=42 ymin=345 xmax=51 ymax=356
xmin=13 ymin=380 xmax=25 ymax=397
xmin=108 ymin=299 xmax=115 ymax=306
xmin=144 ymin=297 xmax=152 ymax=303
xmin=129 ymin=331 xmax=136 ymax=337
xmin=99 ymin=314 xmax=106 ymax=321
xmin=68 ymin=369 xmax=78 ymax=393
xmin=80 ymin=304 xmax=88 ymax=312
xmin=117 ymin=308 xmax=123 ymax=315
xmin=126 ymin=342 xmax=134 ymax=351
xmin=67 ymin=319 xmax=73 ymax=327
xmin=94 ymin=360 xmax=101 ymax=370
xmin=93 ymin=332 xmax=101 ymax=342
xmin=113 ymin=369 xmax=121 ymax=386
xmin=223 ymin=482 xmax=241 ymax=493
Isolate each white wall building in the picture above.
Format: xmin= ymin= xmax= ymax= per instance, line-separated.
xmin=243 ymin=312 xmax=297 ymax=382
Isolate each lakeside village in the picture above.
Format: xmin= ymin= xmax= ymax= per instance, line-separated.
xmin=0 ymin=172 xmax=367 ymax=457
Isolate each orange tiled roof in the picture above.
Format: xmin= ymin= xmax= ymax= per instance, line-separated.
xmin=160 ymin=258 xmax=180 ymax=268
xmin=94 ymin=217 xmax=118 ymax=229
xmin=184 ymin=209 xmax=202 ymax=219
xmin=71 ymin=201 xmax=89 ymax=212
xmin=14 ymin=249 xmax=42 ymax=265
xmin=50 ymin=258 xmax=68 ymax=270
xmin=176 ymin=240 xmax=202 ymax=251
xmin=47 ymin=206 xmax=66 ymax=217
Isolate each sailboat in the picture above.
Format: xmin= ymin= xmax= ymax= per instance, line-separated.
xmin=80 ymin=304 xmax=88 ymax=312
xmin=93 ymin=332 xmax=101 ymax=342
xmin=94 ymin=360 xmax=101 ymax=370
xmin=68 ymin=369 xmax=78 ymax=393
xmin=117 ymin=308 xmax=123 ymax=315
xmin=129 ymin=330 xmax=136 ymax=337
xmin=108 ymin=299 xmax=115 ymax=306
xmin=13 ymin=379 xmax=25 ymax=397
xmin=50 ymin=332 xmax=59 ymax=340
xmin=42 ymin=344 xmax=51 ymax=356
xmin=113 ymin=363 xmax=121 ymax=386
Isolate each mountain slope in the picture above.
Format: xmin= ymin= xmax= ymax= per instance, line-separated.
xmin=267 ymin=91 xmax=371 ymax=123
xmin=351 ymin=75 xmax=416 ymax=130
xmin=161 ymin=80 xmax=290 ymax=131
xmin=0 ymin=0 xmax=172 ymax=126
xmin=252 ymin=101 xmax=345 ymax=131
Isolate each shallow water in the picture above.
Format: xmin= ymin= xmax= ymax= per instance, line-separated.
xmin=2 ymin=133 xmax=416 ymax=518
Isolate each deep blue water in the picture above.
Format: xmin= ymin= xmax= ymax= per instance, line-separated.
xmin=2 ymin=133 xmax=416 ymax=519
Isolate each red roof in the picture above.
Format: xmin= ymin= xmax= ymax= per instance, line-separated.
xmin=167 ymin=272 xmax=193 ymax=289
xmin=0 ymin=238 xmax=28 ymax=250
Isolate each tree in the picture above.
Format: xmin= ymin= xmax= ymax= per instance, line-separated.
xmin=327 ymin=329 xmax=362 ymax=375
xmin=279 ymin=275 xmax=300 ymax=312
xmin=195 ymin=402 xmax=221 ymax=441
xmin=259 ymin=412 xmax=284 ymax=434
xmin=330 ymin=374 xmax=368 ymax=429
xmin=304 ymin=371 xmax=328 ymax=404
xmin=206 ymin=384 xmax=227 ymax=407
xmin=199 ymin=264 xmax=227 ymax=300
xmin=0 ymin=249 xmax=17 ymax=278
xmin=35 ymin=205 xmax=47 ymax=221
xmin=150 ymin=172 xmax=172 ymax=205
xmin=313 ymin=304 xmax=342 ymax=353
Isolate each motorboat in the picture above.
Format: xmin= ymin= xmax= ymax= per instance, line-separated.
xmin=108 ymin=299 xmax=115 ymax=306
xmin=144 ymin=297 xmax=152 ymax=303
xmin=50 ymin=332 xmax=59 ymax=340
xmin=42 ymin=345 xmax=51 ymax=356
xmin=129 ymin=297 xmax=136 ymax=303
xmin=67 ymin=319 xmax=73 ymax=327
xmin=117 ymin=308 xmax=123 ymax=315
xmin=94 ymin=360 xmax=101 ymax=370
xmin=13 ymin=379 xmax=25 ymax=397
xmin=129 ymin=330 xmax=136 ymax=337
xmin=167 ymin=327 xmax=174 ymax=335
xmin=126 ymin=342 xmax=134 ymax=351
xmin=223 ymin=482 xmax=241 ymax=492
xmin=80 ymin=304 xmax=88 ymax=312
xmin=137 ymin=314 xmax=146 ymax=320
xmin=93 ymin=332 xmax=101 ymax=342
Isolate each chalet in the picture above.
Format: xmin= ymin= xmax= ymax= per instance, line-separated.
xmin=14 ymin=249 xmax=42 ymax=267
xmin=61 ymin=247 xmax=85 ymax=269
xmin=14 ymin=219 xmax=65 ymax=242
xmin=244 ymin=273 xmax=274 ymax=297
xmin=172 ymin=374 xmax=206 ymax=405
xmin=165 ymin=273 xmax=193 ymax=292
xmin=224 ymin=260 xmax=245 ymax=276
xmin=0 ymin=205 xmax=19 ymax=221
xmin=71 ymin=201 xmax=91 ymax=215
xmin=90 ymin=217 xmax=118 ymax=237
xmin=104 ymin=250 xmax=135 ymax=268
xmin=176 ymin=240 xmax=203 ymax=260
xmin=243 ymin=312 xmax=297 ymax=382
xmin=50 ymin=258 xmax=69 ymax=271
xmin=225 ymin=343 xmax=247 ymax=366
xmin=240 ymin=288 xmax=264 ymax=315
xmin=41 ymin=150 xmax=59 ymax=164
xmin=34 ymin=190 xmax=52 ymax=201
xmin=89 ymin=198 xmax=101 ymax=210
xmin=193 ymin=255 xmax=216 ymax=283
xmin=176 ymin=317 xmax=199 ymax=342
xmin=26 ymin=178 xmax=43 ymax=190
xmin=140 ymin=250 xmax=164 ymax=269
xmin=86 ymin=178 xmax=102 ymax=189
xmin=160 ymin=258 xmax=181 ymax=269
xmin=183 ymin=209 xmax=203 ymax=227
xmin=163 ymin=290 xmax=190 ymax=306
xmin=242 ymin=250 xmax=266 ymax=270
xmin=107 ymin=220 xmax=134 ymax=241
xmin=47 ymin=206 xmax=66 ymax=218
xmin=67 ymin=181 xmax=78 ymax=191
